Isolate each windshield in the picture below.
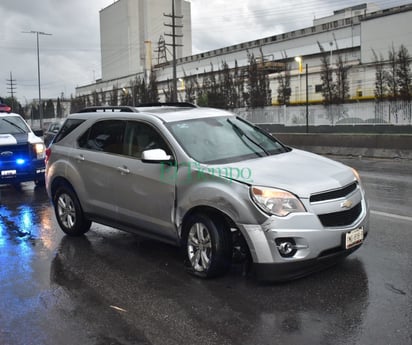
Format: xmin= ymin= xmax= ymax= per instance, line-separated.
xmin=167 ymin=116 xmax=288 ymax=164
xmin=0 ymin=116 xmax=30 ymax=134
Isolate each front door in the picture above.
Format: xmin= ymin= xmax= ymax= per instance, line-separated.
xmin=113 ymin=121 xmax=177 ymax=242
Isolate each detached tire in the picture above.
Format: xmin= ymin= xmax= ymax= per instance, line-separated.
xmin=182 ymin=213 xmax=232 ymax=278
xmin=53 ymin=183 xmax=91 ymax=236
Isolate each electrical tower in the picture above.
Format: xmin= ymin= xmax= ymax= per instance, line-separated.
xmin=155 ymin=35 xmax=168 ymax=65
xmin=6 ymin=71 xmax=17 ymax=112
xmin=164 ymin=0 xmax=183 ymax=102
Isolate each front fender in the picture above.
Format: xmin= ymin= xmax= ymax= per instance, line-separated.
xmin=175 ymin=168 xmax=267 ymax=230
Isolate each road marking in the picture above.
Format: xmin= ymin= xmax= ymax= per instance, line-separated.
xmin=371 ymin=210 xmax=412 ymax=222
xmin=109 ymin=305 xmax=127 ymax=313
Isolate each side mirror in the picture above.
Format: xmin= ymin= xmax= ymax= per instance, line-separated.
xmin=33 ymin=129 xmax=44 ymax=137
xmin=141 ymin=149 xmax=173 ymax=163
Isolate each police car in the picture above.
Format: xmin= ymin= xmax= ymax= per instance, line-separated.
xmin=0 ymin=107 xmax=46 ymax=186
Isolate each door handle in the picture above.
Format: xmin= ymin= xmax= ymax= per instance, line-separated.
xmin=117 ymin=166 xmax=130 ymax=175
xmin=76 ymin=155 xmax=85 ymax=162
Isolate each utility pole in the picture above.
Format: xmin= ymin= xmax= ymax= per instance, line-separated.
xmin=164 ymin=0 xmax=183 ymax=102
xmin=22 ymin=30 xmax=52 ymax=130
xmin=6 ymin=71 xmax=17 ymax=112
xmin=305 ymin=64 xmax=309 ymax=134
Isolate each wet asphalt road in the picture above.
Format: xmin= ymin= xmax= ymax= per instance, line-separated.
xmin=0 ymin=157 xmax=411 ymax=345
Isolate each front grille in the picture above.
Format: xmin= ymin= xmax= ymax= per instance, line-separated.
xmin=318 ymin=202 xmax=362 ymax=227
xmin=310 ymin=182 xmax=357 ymax=203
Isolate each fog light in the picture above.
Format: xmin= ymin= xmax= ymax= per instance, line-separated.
xmin=275 ymin=238 xmax=297 ymax=258
xmin=16 ymin=158 xmax=25 ymax=165
xmin=279 ymin=242 xmax=294 ymax=255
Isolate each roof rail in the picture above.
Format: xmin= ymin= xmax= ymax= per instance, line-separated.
xmin=136 ymin=102 xmax=197 ymax=108
xmin=78 ymin=106 xmax=138 ymax=113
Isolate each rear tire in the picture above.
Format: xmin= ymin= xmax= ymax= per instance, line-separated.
xmin=53 ymin=183 xmax=91 ymax=236
xmin=182 ymin=213 xmax=232 ymax=278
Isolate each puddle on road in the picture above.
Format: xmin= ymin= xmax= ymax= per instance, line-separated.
xmin=0 ymin=183 xmax=60 ymax=285
xmin=0 ymin=183 xmax=56 ymax=246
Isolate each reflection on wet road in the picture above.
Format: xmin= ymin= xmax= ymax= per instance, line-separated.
xmin=0 ymin=157 xmax=411 ymax=345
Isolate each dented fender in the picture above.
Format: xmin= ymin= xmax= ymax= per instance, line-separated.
xmin=173 ymin=165 xmax=267 ymax=236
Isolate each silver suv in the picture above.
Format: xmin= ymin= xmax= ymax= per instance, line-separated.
xmin=45 ymin=104 xmax=369 ymax=281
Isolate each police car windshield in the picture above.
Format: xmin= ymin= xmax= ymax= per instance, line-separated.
xmin=0 ymin=116 xmax=30 ymax=134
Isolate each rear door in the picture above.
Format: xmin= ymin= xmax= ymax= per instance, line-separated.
xmin=74 ymin=119 xmax=126 ymax=219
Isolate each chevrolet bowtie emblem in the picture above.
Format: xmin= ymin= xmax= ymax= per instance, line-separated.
xmin=0 ymin=151 xmax=13 ymax=157
xmin=340 ymin=200 xmax=353 ymax=209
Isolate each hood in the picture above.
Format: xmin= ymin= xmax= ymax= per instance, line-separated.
xmin=215 ymin=149 xmax=356 ymax=199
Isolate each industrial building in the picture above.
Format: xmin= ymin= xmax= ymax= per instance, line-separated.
xmin=76 ymin=1 xmax=412 ymax=110
xmin=99 ymin=0 xmax=192 ymax=81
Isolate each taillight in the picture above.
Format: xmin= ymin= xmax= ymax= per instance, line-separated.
xmin=45 ymin=147 xmax=52 ymax=164
xmin=33 ymin=143 xmax=46 ymax=159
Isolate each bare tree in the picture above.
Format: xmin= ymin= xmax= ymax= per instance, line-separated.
xmin=182 ymin=72 xmax=197 ymax=104
xmin=372 ymin=50 xmax=387 ymax=121
xmin=372 ymin=50 xmax=387 ymax=101
xmin=233 ymin=60 xmax=246 ymax=108
xmin=317 ymin=41 xmax=335 ymax=106
xmin=148 ymin=71 xmax=160 ymax=103
xmin=276 ymin=58 xmax=291 ymax=106
xmin=246 ymin=53 xmax=271 ymax=108
xmin=335 ymin=54 xmax=350 ymax=103
xmin=397 ymin=44 xmax=412 ymax=102
xmin=386 ymin=45 xmax=398 ymax=101
xmin=109 ymin=85 xmax=119 ymax=106
xmin=92 ymin=90 xmax=100 ymax=106
xmin=162 ymin=79 xmax=174 ymax=103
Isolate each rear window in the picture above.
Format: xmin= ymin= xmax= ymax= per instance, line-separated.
xmin=53 ymin=119 xmax=85 ymax=143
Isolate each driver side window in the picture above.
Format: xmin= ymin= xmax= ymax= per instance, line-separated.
xmin=124 ymin=121 xmax=171 ymax=159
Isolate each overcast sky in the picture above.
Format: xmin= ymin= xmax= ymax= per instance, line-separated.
xmin=0 ymin=0 xmax=409 ymax=103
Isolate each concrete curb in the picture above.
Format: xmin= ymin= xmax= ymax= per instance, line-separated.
xmin=273 ymin=133 xmax=412 ymax=160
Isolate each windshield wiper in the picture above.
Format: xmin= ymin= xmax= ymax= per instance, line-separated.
xmin=227 ymin=118 xmax=269 ymax=156
xmin=1 ymin=118 xmax=27 ymax=133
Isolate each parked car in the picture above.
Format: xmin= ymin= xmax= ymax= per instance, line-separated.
xmin=0 ymin=111 xmax=46 ymax=186
xmin=44 ymin=120 xmax=64 ymax=147
xmin=45 ymin=104 xmax=369 ymax=281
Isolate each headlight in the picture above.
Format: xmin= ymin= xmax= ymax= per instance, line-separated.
xmin=251 ymin=186 xmax=306 ymax=217
xmin=33 ymin=143 xmax=46 ymax=159
xmin=352 ymin=168 xmax=361 ymax=182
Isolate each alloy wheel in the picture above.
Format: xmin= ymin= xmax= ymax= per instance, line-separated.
xmin=57 ymin=193 xmax=76 ymax=229
xmin=187 ymin=222 xmax=212 ymax=272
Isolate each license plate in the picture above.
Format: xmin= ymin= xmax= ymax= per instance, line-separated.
xmin=345 ymin=227 xmax=364 ymax=249
xmin=1 ymin=170 xmax=16 ymax=177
